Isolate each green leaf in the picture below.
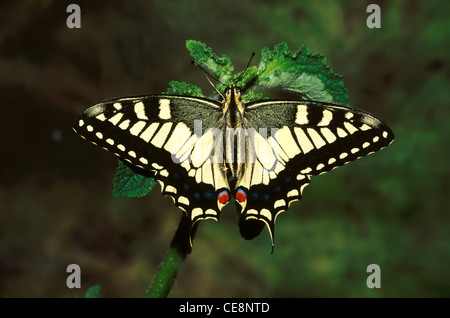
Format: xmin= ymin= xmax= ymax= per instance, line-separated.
xmin=113 ymin=160 xmax=156 ymax=198
xmin=84 ymin=285 xmax=101 ymax=298
xmin=241 ymin=89 xmax=267 ymax=103
xmin=255 ymin=42 xmax=349 ymax=105
xmin=230 ymin=65 xmax=259 ymax=89
xmin=164 ymin=80 xmax=204 ymax=97
xmin=186 ymin=40 xmax=234 ymax=87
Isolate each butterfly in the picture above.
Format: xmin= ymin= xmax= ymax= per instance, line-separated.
xmin=73 ymin=84 xmax=394 ymax=249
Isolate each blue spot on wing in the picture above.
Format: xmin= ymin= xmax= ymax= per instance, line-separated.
xmin=218 ymin=190 xmax=229 ymax=196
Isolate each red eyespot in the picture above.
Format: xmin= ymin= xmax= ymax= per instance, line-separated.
xmin=235 ymin=189 xmax=247 ymax=203
xmin=218 ymin=191 xmax=229 ymax=204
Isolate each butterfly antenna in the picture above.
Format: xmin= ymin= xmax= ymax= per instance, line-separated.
xmin=235 ymin=52 xmax=255 ymax=83
xmin=191 ymin=61 xmax=225 ymax=98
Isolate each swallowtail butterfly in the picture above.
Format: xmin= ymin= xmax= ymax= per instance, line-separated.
xmin=73 ymin=84 xmax=394 ymax=248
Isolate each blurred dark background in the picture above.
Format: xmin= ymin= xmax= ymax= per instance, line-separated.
xmin=0 ymin=0 xmax=448 ymax=297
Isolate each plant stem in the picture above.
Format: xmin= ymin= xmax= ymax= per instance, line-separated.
xmin=146 ymin=214 xmax=196 ymax=298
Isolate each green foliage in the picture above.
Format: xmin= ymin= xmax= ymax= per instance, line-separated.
xmin=113 ymin=160 xmax=156 ymax=198
xmin=186 ymin=40 xmax=234 ymax=86
xmin=186 ymin=40 xmax=348 ymax=104
xmin=164 ymin=80 xmax=204 ymax=97
xmin=241 ymin=89 xmax=267 ymax=103
xmin=84 ymin=285 xmax=101 ymax=298
xmin=255 ymin=43 xmax=349 ymax=105
xmin=234 ymin=66 xmax=259 ymax=90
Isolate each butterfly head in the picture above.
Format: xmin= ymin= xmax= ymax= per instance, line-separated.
xmin=223 ymin=84 xmax=245 ymax=128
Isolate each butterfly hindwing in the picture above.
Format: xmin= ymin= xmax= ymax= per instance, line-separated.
xmin=73 ymin=94 xmax=231 ymax=226
xmin=235 ymin=167 xmax=311 ymax=244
